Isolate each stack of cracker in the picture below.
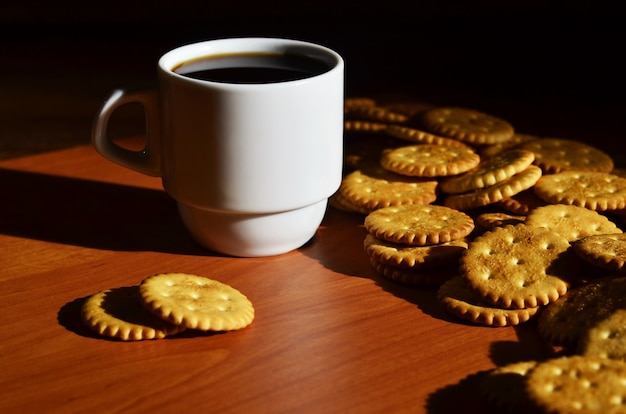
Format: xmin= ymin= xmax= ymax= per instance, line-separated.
xmin=362 ymin=204 xmax=473 ymax=287
xmin=341 ymin=95 xmax=626 ymax=411
xmin=339 ymin=96 xmax=626 ymax=326
xmin=81 ymin=273 xmax=254 ymax=341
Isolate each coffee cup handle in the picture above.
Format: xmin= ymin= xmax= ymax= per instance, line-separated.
xmin=91 ymin=86 xmax=162 ymax=176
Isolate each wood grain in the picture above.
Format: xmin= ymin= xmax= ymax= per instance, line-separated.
xmin=0 ymin=144 xmax=555 ymax=413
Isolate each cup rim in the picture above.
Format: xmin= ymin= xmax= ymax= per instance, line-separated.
xmin=158 ymin=37 xmax=344 ymax=87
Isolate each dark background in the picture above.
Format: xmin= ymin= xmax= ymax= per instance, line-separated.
xmin=1 ymin=1 xmax=624 ymax=158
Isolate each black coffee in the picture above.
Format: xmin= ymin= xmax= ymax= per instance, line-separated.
xmin=173 ymin=52 xmax=332 ymax=84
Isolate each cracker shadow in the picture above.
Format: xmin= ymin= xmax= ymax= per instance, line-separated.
xmin=301 ymin=207 xmax=372 ymax=278
xmin=0 ymin=168 xmax=208 ymax=255
xmin=425 ymin=370 xmax=491 ymax=414
xmin=488 ymin=323 xmax=561 ymax=366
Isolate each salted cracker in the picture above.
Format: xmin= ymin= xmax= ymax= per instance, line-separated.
xmin=443 ymin=165 xmax=542 ymax=211
xmin=537 ymin=277 xmax=626 ymax=349
xmin=364 ymin=204 xmax=475 ymax=246
xmin=421 ymin=107 xmax=515 ymax=145
xmin=385 ymin=124 xmax=471 ymax=149
xmin=340 ymin=163 xmax=438 ymax=211
xmin=498 ymin=188 xmax=547 ymax=215
xmin=525 ymin=356 xmax=626 ymax=413
xmin=363 ymin=233 xmax=468 ymax=270
xmin=139 ymin=273 xmax=254 ymax=331
xmin=380 ymin=144 xmax=480 ymax=177
xmin=438 ymin=275 xmax=541 ymax=327
xmin=460 ymin=223 xmax=574 ymax=309
xmin=525 ymin=204 xmax=622 ymax=242
xmin=478 ymin=133 xmax=539 ymax=158
xmin=474 ymin=212 xmax=526 ymax=231
xmin=439 ymin=149 xmax=535 ymax=194
xmin=574 ymin=233 xmax=626 ymax=272
xmin=533 ymin=171 xmax=626 ymax=212
xmin=519 ymin=137 xmax=614 ymax=173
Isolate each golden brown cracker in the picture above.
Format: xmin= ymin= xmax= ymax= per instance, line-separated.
xmin=478 ymin=133 xmax=539 ymax=158
xmin=574 ymin=233 xmax=626 ymax=272
xmin=537 ymin=277 xmax=626 ymax=349
xmin=443 ymin=165 xmax=542 ymax=211
xmin=139 ymin=273 xmax=254 ymax=331
xmin=460 ymin=224 xmax=574 ymax=309
xmin=474 ymin=212 xmax=526 ymax=231
xmin=533 ymin=171 xmax=626 ymax=212
xmin=364 ymin=204 xmax=475 ymax=246
xmin=380 ymin=144 xmax=480 ymax=177
xmin=525 ymin=356 xmax=626 ymax=413
xmin=439 ymin=149 xmax=535 ymax=194
xmin=344 ymin=120 xmax=389 ymax=133
xmin=519 ymin=137 xmax=614 ymax=173
xmin=340 ymin=164 xmax=438 ymax=211
xmin=421 ymin=107 xmax=515 ymax=145
xmin=578 ymin=308 xmax=626 ymax=361
xmin=438 ymin=276 xmax=540 ymax=327
xmin=525 ymin=204 xmax=622 ymax=242
xmin=385 ymin=124 xmax=471 ymax=149
xmin=363 ymin=233 xmax=467 ymax=270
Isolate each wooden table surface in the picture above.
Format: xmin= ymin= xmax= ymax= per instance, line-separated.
xmin=2 ymin=4 xmax=625 ymax=413
xmin=0 ymin=140 xmax=556 ymax=413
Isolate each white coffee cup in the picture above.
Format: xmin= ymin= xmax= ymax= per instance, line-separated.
xmin=92 ymin=37 xmax=344 ymax=257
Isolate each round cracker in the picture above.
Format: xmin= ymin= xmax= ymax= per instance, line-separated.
xmin=139 ymin=273 xmax=254 ymax=331
xmin=526 ymin=356 xmax=626 ymax=413
xmin=579 ymin=308 xmax=626 ymax=361
xmin=385 ymin=124 xmax=471 ymax=149
xmin=344 ymin=119 xmax=389 ymax=133
xmin=340 ymin=164 xmax=438 ymax=211
xmin=533 ymin=171 xmax=626 ymax=212
xmin=421 ymin=107 xmax=515 ymax=145
xmin=574 ymin=233 xmax=626 ymax=272
xmin=363 ymin=233 xmax=468 ymax=270
xmin=439 ymin=149 xmax=536 ymax=194
xmin=81 ymin=286 xmax=186 ymax=341
xmin=460 ymin=223 xmax=574 ymax=309
xmin=329 ymin=189 xmax=372 ymax=215
xmin=364 ymin=204 xmax=475 ymax=246
xmin=519 ymin=137 xmax=614 ymax=173
xmin=478 ymin=133 xmax=539 ymax=158
xmin=345 ymin=104 xmax=409 ymax=124
xmin=475 ymin=212 xmax=526 ymax=231
xmin=525 ymin=204 xmax=622 ymax=242
xmin=438 ymin=275 xmax=540 ymax=327
xmin=380 ymin=144 xmax=480 ymax=177
xmin=537 ymin=276 xmax=626 ymax=349
xmin=344 ymin=97 xmax=376 ymax=110
xmin=443 ymin=165 xmax=542 ymax=211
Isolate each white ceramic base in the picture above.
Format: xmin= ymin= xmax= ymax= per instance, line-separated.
xmin=177 ymin=199 xmax=328 ymax=257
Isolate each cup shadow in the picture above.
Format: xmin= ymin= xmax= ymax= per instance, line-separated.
xmin=0 ymin=168 xmax=208 ymax=255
